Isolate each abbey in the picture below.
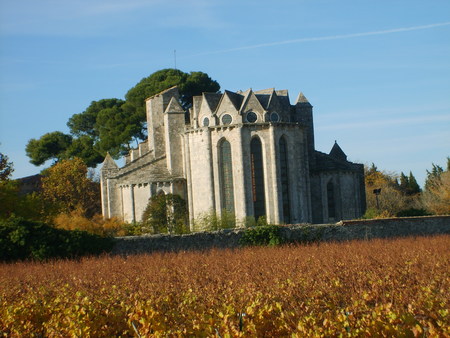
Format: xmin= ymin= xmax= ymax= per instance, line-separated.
xmin=100 ymin=86 xmax=366 ymax=226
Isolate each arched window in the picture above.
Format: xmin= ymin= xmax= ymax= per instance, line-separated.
xmin=219 ymin=139 xmax=234 ymax=213
xmin=250 ymin=137 xmax=266 ymax=220
xmin=327 ymin=180 xmax=336 ymax=219
xmin=279 ymin=137 xmax=291 ymax=223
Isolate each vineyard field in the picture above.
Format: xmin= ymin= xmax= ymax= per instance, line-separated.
xmin=1 ymin=235 xmax=449 ymax=336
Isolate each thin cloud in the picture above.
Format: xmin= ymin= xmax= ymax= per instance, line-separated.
xmin=187 ymin=22 xmax=450 ymax=57
xmin=317 ymin=113 xmax=450 ymax=131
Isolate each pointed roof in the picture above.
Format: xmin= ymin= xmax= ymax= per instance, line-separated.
xmin=275 ymin=89 xmax=291 ymax=109
xmin=223 ymin=90 xmax=244 ymax=111
xmin=239 ymin=89 xmax=265 ymax=114
xmin=164 ymin=96 xmax=184 ymax=114
xmin=202 ymin=92 xmax=222 ymax=113
xmin=254 ymin=88 xmax=274 ymax=109
xmin=329 ymin=141 xmax=347 ymax=161
xmin=296 ymin=92 xmax=311 ymax=105
xmin=145 ymin=85 xmax=180 ymax=102
xmin=101 ymin=152 xmax=118 ymax=170
xmin=192 ymin=95 xmax=202 ymax=116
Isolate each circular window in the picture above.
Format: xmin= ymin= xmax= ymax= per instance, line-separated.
xmin=203 ymin=117 xmax=210 ymax=127
xmin=270 ymin=112 xmax=280 ymax=122
xmin=221 ymin=114 xmax=232 ymax=125
xmin=246 ymin=111 xmax=257 ymax=123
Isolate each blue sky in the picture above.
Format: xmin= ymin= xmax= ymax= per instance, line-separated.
xmin=1 ymin=0 xmax=449 ymax=187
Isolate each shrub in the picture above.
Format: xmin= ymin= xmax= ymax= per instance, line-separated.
xmin=362 ymin=208 xmax=393 ymax=219
xmin=192 ymin=209 xmax=236 ymax=231
xmin=396 ymin=208 xmax=431 ymax=217
xmin=239 ymin=225 xmax=282 ymax=246
xmin=141 ymin=194 xmax=189 ymax=234
xmin=53 ymin=209 xmax=127 ymax=236
xmin=422 ymin=170 xmax=450 ymax=215
xmin=0 ymin=217 xmax=114 ymax=262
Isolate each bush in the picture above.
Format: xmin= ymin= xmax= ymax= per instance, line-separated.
xmin=141 ymin=194 xmax=189 ymax=234
xmin=53 ymin=209 xmax=127 ymax=236
xmin=396 ymin=208 xmax=431 ymax=217
xmin=192 ymin=209 xmax=236 ymax=231
xmin=239 ymin=225 xmax=283 ymax=246
xmin=362 ymin=208 xmax=393 ymax=219
xmin=0 ymin=217 xmax=114 ymax=262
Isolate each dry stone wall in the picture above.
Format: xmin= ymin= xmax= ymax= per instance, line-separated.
xmin=112 ymin=216 xmax=450 ymax=255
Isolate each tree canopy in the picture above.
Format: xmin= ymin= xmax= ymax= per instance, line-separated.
xmin=364 ymin=163 xmax=424 ymax=218
xmin=399 ymin=171 xmax=421 ymax=195
xmin=25 ymin=131 xmax=73 ymax=166
xmin=0 ymin=151 xmax=14 ymax=181
xmin=422 ymin=157 xmax=450 ymax=215
xmin=41 ymin=157 xmax=100 ymax=217
xmin=26 ymin=69 xmax=220 ymax=167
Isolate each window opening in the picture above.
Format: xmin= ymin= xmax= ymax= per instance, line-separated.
xmin=219 ymin=140 xmax=235 ymax=213
xmin=279 ymin=137 xmax=291 ymax=223
xmin=250 ymin=137 xmax=266 ymax=220
xmin=270 ymin=112 xmax=280 ymax=122
xmin=221 ymin=114 xmax=232 ymax=125
xmin=246 ymin=111 xmax=257 ymax=123
xmin=203 ymin=117 xmax=210 ymax=127
xmin=327 ymin=181 xmax=336 ymax=219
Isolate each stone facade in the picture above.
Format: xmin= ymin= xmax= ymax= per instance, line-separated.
xmin=101 ymin=86 xmax=366 ymax=227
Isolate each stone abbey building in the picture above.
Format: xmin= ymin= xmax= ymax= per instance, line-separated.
xmin=100 ymin=86 xmax=366 ymax=226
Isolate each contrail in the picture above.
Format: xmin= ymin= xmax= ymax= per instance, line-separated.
xmin=186 ymin=22 xmax=450 ymax=57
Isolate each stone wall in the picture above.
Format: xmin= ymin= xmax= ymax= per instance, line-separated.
xmin=112 ymin=216 xmax=450 ymax=255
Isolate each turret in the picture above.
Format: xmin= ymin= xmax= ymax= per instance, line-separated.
xmin=164 ymin=97 xmax=186 ymax=176
xmin=295 ymin=92 xmax=315 ymax=165
xmin=146 ymin=86 xmax=180 ymax=158
xmin=329 ymin=141 xmax=347 ymax=161
xmin=100 ymin=153 xmax=119 ymax=218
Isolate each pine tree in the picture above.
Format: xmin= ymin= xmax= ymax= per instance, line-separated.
xmin=407 ymin=171 xmax=421 ymax=195
xmin=399 ymin=172 xmax=409 ymax=193
xmin=425 ymin=163 xmax=444 ymax=191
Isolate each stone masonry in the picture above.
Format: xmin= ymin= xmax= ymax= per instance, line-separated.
xmin=101 ymin=86 xmax=366 ymax=228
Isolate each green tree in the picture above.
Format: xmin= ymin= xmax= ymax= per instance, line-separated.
xmin=407 ymin=171 xmax=421 ymax=195
xmin=424 ymin=157 xmax=449 ymax=191
xmin=399 ymin=172 xmax=409 ymax=193
xmin=422 ymin=157 xmax=450 ymax=215
xmin=125 ymin=68 xmax=220 ymax=116
xmin=141 ymin=193 xmax=188 ymax=234
xmin=25 ymin=131 xmax=73 ymax=166
xmin=26 ymin=69 xmax=220 ymax=167
xmin=399 ymin=171 xmax=421 ymax=195
xmin=95 ymin=104 xmax=144 ymax=157
xmin=41 ymin=158 xmax=100 ymax=217
xmin=364 ymin=164 xmax=422 ymax=218
xmin=67 ymin=98 xmax=125 ymax=138
xmin=0 ymin=151 xmax=14 ymax=181
xmin=65 ymin=135 xmax=104 ymax=168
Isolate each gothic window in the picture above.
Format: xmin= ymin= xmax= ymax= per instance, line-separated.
xmin=203 ymin=117 xmax=210 ymax=127
xmin=279 ymin=137 xmax=291 ymax=223
xmin=270 ymin=112 xmax=280 ymax=122
xmin=250 ymin=137 xmax=266 ymax=221
xmin=219 ymin=139 xmax=235 ymax=213
xmin=327 ymin=180 xmax=336 ymax=219
xmin=246 ymin=111 xmax=257 ymax=123
xmin=221 ymin=114 xmax=232 ymax=125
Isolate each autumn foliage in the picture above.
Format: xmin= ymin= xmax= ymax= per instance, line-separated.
xmin=53 ymin=209 xmax=127 ymax=237
xmin=41 ymin=157 xmax=100 ymax=218
xmin=1 ymin=235 xmax=449 ymax=336
xmin=422 ymin=171 xmax=450 ymax=215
